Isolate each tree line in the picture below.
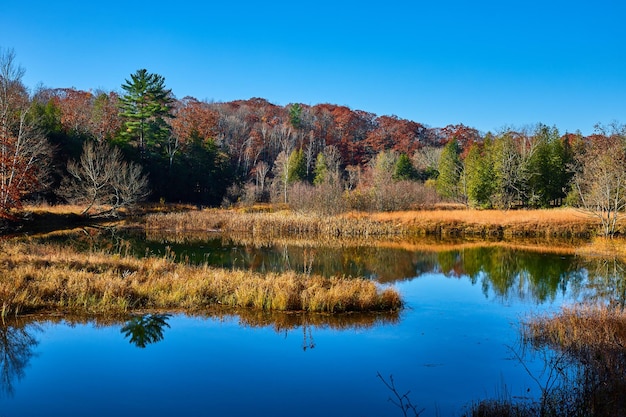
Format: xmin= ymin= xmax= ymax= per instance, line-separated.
xmin=1 ymin=48 xmax=625 ymax=233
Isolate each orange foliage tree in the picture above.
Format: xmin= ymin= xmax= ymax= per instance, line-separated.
xmin=0 ymin=49 xmax=51 ymax=217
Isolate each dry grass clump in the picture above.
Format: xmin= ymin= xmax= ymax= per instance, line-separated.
xmin=523 ymin=305 xmax=626 ymax=416
xmin=576 ymin=237 xmax=626 ymax=260
xmin=524 ymin=305 xmax=626 ymax=362
xmin=0 ymin=241 xmax=401 ymax=318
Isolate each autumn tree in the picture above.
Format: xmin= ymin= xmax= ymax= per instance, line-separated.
xmin=0 ymin=48 xmax=52 ymax=216
xmin=118 ymin=69 xmax=174 ymax=159
xmin=169 ymin=97 xmax=218 ymax=169
xmin=91 ymin=91 xmax=121 ymax=142
xmin=62 ymin=140 xmax=149 ymax=216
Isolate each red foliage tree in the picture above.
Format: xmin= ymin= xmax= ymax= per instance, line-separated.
xmin=0 ymin=49 xmax=52 ymax=216
xmin=364 ymin=115 xmax=427 ymax=157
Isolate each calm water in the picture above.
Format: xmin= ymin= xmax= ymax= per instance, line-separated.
xmin=1 ymin=230 xmax=622 ymax=417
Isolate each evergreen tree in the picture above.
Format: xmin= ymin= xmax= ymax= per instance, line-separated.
xmin=118 ymin=69 xmax=174 ymax=159
xmin=465 ymin=140 xmax=495 ymax=208
xmin=287 ymin=148 xmax=307 ymax=183
xmin=288 ymin=103 xmax=303 ymax=129
xmin=526 ymin=125 xmax=571 ymax=207
xmin=436 ymin=139 xmax=464 ymax=202
xmin=313 ymin=152 xmax=328 ymax=186
xmin=393 ymin=153 xmax=418 ymax=181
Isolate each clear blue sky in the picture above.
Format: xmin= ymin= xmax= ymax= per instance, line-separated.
xmin=2 ymin=0 xmax=625 ymax=135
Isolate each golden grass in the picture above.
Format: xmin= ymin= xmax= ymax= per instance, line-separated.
xmin=0 ymin=240 xmax=401 ymax=318
xmin=146 ymin=207 xmax=601 ymax=239
xmin=525 ymin=305 xmax=626 ymax=354
xmin=18 ymin=203 xmax=87 ymax=216
xmin=520 ymin=305 xmax=626 ymax=416
xmin=576 ymin=236 xmax=626 ymax=260
xmin=361 ymin=207 xmax=600 ymax=237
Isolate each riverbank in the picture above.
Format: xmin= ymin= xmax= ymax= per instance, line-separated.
xmin=146 ymin=207 xmax=601 ymax=238
xmin=0 ymin=240 xmax=401 ymax=318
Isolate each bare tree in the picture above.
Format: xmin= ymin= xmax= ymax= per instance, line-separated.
xmin=412 ymin=146 xmax=441 ymax=177
xmin=62 ymin=141 xmax=149 ymax=216
xmin=572 ymin=134 xmax=626 ymax=236
xmin=272 ymin=151 xmax=290 ymax=204
xmin=254 ymin=160 xmax=270 ymax=200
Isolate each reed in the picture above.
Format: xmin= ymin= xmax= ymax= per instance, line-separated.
xmin=0 ymin=240 xmax=401 ymax=318
xmin=576 ymin=236 xmax=626 ymax=260
xmin=522 ymin=304 xmax=626 ymax=416
xmin=145 ymin=207 xmax=601 ymax=238
xmin=524 ymin=305 xmax=626 ymax=364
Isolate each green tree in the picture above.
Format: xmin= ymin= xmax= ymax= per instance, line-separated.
xmin=393 ymin=153 xmax=418 ymax=181
xmin=118 ymin=69 xmax=174 ymax=159
xmin=287 ymin=148 xmax=307 ymax=183
xmin=288 ymin=103 xmax=303 ymax=129
xmin=465 ymin=140 xmax=495 ymax=208
xmin=526 ymin=125 xmax=571 ymax=207
xmin=313 ymin=152 xmax=328 ymax=186
xmin=436 ymin=139 xmax=465 ymax=203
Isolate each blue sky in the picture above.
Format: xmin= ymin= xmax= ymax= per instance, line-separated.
xmin=2 ymin=0 xmax=625 ymax=135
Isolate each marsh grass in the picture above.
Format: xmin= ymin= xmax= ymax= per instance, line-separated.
xmin=520 ymin=305 xmax=626 ymax=416
xmin=146 ymin=207 xmax=600 ymax=239
xmin=576 ymin=236 xmax=626 ymax=260
xmin=0 ymin=240 xmax=401 ymax=319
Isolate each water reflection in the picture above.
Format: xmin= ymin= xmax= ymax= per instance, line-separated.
xmin=121 ymin=314 xmax=171 ymax=348
xmin=20 ymin=227 xmax=626 ymax=307
xmin=576 ymin=257 xmax=626 ymax=308
xmin=0 ymin=320 xmax=39 ymax=396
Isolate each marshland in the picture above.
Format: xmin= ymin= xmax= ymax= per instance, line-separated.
xmin=3 ymin=47 xmax=626 ymax=416
xmin=0 ymin=205 xmax=625 ymax=416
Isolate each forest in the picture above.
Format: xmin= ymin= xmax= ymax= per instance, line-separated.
xmin=2 ymin=48 xmax=625 ymax=231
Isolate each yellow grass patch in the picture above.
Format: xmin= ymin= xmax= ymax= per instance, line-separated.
xmin=0 ymin=240 xmax=401 ymax=318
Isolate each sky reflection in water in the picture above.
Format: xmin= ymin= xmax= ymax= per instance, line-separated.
xmin=0 ymin=235 xmax=619 ymax=417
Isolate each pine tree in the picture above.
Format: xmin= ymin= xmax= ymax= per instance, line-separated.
xmin=313 ymin=152 xmax=328 ymax=186
xmin=465 ymin=140 xmax=495 ymax=208
xmin=287 ymin=148 xmax=307 ymax=183
xmin=118 ymin=69 xmax=174 ymax=159
xmin=436 ymin=139 xmax=464 ymax=202
xmin=393 ymin=153 xmax=418 ymax=181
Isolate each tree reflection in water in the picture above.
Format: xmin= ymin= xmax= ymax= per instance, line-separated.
xmin=0 ymin=321 xmax=39 ymax=396
xmin=121 ymin=314 xmax=171 ymax=348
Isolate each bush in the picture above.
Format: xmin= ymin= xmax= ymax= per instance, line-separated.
xmin=287 ymin=181 xmax=346 ymax=215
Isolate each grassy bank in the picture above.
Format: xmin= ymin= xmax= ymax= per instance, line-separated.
xmin=0 ymin=240 xmax=401 ymax=318
xmin=146 ymin=207 xmax=600 ymax=238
